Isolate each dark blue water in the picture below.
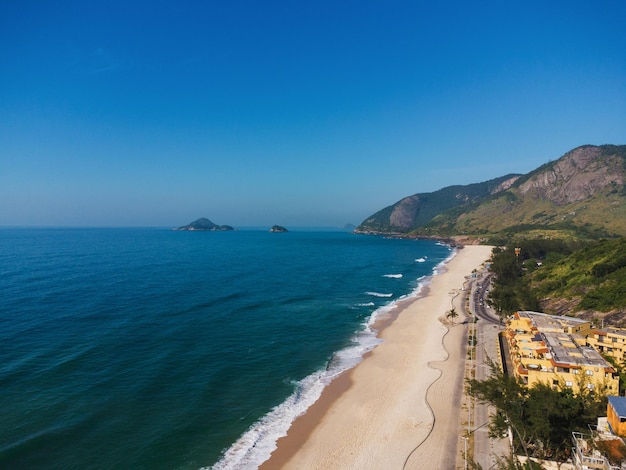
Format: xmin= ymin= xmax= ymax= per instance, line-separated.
xmin=0 ymin=228 xmax=451 ymax=469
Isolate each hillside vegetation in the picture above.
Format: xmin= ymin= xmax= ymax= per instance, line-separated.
xmin=443 ymin=145 xmax=626 ymax=240
xmin=357 ymin=144 xmax=626 ymax=321
xmin=532 ymin=238 xmax=626 ymax=322
xmin=487 ymin=238 xmax=626 ymax=325
xmin=357 ymin=145 xmax=626 ymax=241
xmin=355 ymin=174 xmax=520 ymax=233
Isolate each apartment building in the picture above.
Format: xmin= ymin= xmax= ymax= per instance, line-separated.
xmin=587 ymin=328 xmax=626 ymax=363
xmin=505 ymin=311 xmax=619 ymax=394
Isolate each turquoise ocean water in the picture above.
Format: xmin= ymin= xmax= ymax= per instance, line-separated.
xmin=0 ymin=228 xmax=452 ymax=469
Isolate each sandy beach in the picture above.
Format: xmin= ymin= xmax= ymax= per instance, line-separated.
xmin=259 ymin=244 xmax=493 ymax=470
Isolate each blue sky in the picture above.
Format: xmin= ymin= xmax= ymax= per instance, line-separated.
xmin=1 ymin=1 xmax=625 ymax=227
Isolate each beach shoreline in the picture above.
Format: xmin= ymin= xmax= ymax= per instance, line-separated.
xmin=259 ymin=244 xmax=493 ymax=469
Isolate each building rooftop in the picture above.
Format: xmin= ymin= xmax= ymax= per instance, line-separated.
xmin=516 ymin=311 xmax=589 ymax=332
xmin=594 ymin=327 xmax=626 ymax=338
xmin=608 ymin=396 xmax=626 ymax=419
xmin=542 ymin=331 xmax=610 ymax=369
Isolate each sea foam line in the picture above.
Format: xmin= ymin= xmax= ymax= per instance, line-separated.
xmin=207 ymin=326 xmax=382 ymax=470
xmin=208 ymin=248 xmax=456 ymax=470
xmin=366 ymin=291 xmax=393 ymax=298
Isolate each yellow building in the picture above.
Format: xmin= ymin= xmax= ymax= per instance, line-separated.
xmin=505 ymin=311 xmax=619 ymax=395
xmin=586 ymin=328 xmax=626 ymax=363
xmin=507 ymin=310 xmax=594 ymax=336
xmin=607 ymin=396 xmax=626 ymax=437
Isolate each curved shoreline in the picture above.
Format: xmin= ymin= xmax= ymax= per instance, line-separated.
xmin=260 ymin=245 xmax=493 ymax=469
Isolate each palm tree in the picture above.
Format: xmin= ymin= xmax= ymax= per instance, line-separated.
xmin=446 ymin=307 xmax=458 ymax=325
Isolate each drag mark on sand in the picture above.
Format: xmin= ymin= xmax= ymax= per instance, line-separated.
xmin=402 ymin=319 xmax=452 ymax=470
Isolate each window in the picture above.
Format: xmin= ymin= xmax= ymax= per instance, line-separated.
xmin=586 ymin=370 xmax=594 ymax=376
xmin=565 ymin=381 xmax=573 ymax=387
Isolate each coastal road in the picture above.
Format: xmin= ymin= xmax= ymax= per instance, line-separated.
xmin=469 ymin=271 xmax=509 ymax=469
xmin=473 ymin=273 xmax=499 ymax=324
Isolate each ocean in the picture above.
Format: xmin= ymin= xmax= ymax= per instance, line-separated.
xmin=0 ymin=228 xmax=452 ymax=469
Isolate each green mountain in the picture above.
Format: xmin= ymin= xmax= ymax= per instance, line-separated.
xmin=355 ymin=174 xmax=521 ymax=234
xmin=356 ymin=144 xmax=626 ymax=241
xmin=174 ymin=217 xmax=235 ymax=231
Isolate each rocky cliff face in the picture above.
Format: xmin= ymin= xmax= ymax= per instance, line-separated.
xmin=388 ymin=195 xmax=421 ymax=230
xmin=355 ymin=174 xmax=522 ymax=234
xmin=491 ymin=175 xmax=521 ymax=194
xmin=518 ymin=146 xmax=625 ymax=206
xmin=356 ymin=144 xmax=626 ymax=238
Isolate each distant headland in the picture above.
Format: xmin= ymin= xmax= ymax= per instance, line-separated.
xmin=269 ymin=225 xmax=288 ymax=233
xmin=173 ymin=218 xmax=235 ymax=231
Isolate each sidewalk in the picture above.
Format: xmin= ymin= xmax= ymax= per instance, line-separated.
xmin=462 ymin=268 xmax=510 ymax=469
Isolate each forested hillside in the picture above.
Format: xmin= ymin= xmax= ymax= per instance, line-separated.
xmin=355 ymin=174 xmax=520 ymax=233
xmin=487 ymin=238 xmax=626 ymax=325
xmin=357 ymin=144 xmax=626 ymax=241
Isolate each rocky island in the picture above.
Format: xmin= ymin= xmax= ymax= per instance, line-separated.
xmin=269 ymin=225 xmax=288 ymax=233
xmin=174 ymin=217 xmax=235 ymax=231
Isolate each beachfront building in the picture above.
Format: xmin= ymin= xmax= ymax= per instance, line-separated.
xmin=505 ymin=311 xmax=619 ymax=395
xmin=608 ymin=396 xmax=626 ymax=438
xmin=586 ymin=328 xmax=626 ymax=363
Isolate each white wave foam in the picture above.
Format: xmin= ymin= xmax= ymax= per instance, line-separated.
xmin=365 ymin=299 xmax=401 ymax=327
xmin=432 ymin=248 xmax=456 ymax=277
xmin=207 ymin=325 xmax=383 ymax=470
xmin=209 ymin=249 xmax=459 ymax=470
xmin=383 ymin=273 xmax=403 ymax=278
xmin=356 ymin=302 xmax=375 ymax=307
xmin=415 ymin=257 xmax=427 ymax=263
xmin=207 ymin=371 xmax=328 ymax=470
xmin=365 ymin=291 xmax=393 ymax=298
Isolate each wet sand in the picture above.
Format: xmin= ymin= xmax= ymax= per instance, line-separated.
xmin=260 ymin=245 xmax=493 ymax=469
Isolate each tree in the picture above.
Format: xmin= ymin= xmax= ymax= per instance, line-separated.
xmin=525 ymin=383 xmax=581 ymax=460
xmin=468 ymin=360 xmax=608 ymax=463
xmin=446 ymin=307 xmax=458 ymax=324
xmin=467 ymin=359 xmax=533 ymax=459
xmin=469 ymin=454 xmax=545 ymax=469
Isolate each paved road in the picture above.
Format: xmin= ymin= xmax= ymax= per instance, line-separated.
xmin=468 ymin=271 xmax=510 ymax=469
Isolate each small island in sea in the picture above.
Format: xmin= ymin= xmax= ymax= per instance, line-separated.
xmin=174 ymin=217 xmax=235 ymax=231
xmin=269 ymin=225 xmax=288 ymax=233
